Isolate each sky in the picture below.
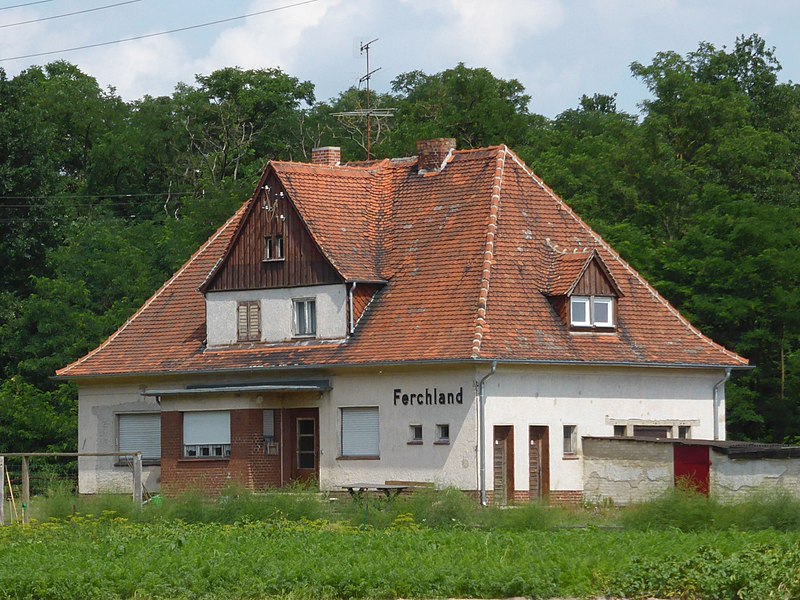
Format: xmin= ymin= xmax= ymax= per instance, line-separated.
xmin=1 ymin=0 xmax=799 ymax=118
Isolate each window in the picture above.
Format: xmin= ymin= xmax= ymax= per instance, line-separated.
xmin=570 ymin=295 xmax=614 ymax=328
xmin=613 ymin=425 xmax=627 ymax=437
xmin=237 ymin=301 xmax=260 ymax=341
xmin=678 ymin=426 xmax=691 ymax=439
xmin=409 ymin=424 xmax=423 ymax=444
xmin=563 ymin=425 xmax=577 ymax=456
xmin=340 ymin=407 xmax=379 ymax=458
xmin=293 ymin=298 xmax=316 ymax=337
xmin=183 ymin=411 xmax=231 ymax=458
xmin=435 ymin=423 xmax=450 ymax=444
xmin=263 ymin=409 xmax=279 ymax=455
xmin=118 ymin=413 xmax=161 ymax=464
xmin=264 ymin=235 xmax=284 ymax=261
xmin=633 ymin=425 xmax=671 ymax=439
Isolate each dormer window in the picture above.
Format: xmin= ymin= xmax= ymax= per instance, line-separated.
xmin=293 ymin=298 xmax=316 ymax=337
xmin=264 ymin=235 xmax=284 ymax=261
xmin=570 ymin=295 xmax=614 ymax=328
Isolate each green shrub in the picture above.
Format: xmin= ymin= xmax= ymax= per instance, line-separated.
xmin=621 ymin=488 xmax=725 ymax=531
xmin=480 ymin=500 xmax=557 ymax=530
xmin=727 ymin=487 xmax=800 ymax=531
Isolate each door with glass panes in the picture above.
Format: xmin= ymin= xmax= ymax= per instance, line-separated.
xmin=286 ymin=408 xmax=319 ymax=484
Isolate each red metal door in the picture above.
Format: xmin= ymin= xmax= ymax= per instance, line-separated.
xmin=673 ymin=445 xmax=710 ymax=496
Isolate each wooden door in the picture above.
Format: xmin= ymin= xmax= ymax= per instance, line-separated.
xmin=493 ymin=425 xmax=514 ymax=505
xmin=673 ymin=445 xmax=710 ymax=496
xmin=529 ymin=426 xmax=550 ymax=501
xmin=284 ymin=408 xmax=319 ymax=485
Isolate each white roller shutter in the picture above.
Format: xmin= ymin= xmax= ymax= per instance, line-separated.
xmin=184 ymin=411 xmax=231 ymax=445
xmin=119 ymin=413 xmax=161 ymax=460
xmin=341 ymin=407 xmax=379 ymax=457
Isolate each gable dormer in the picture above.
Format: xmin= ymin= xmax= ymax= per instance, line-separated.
xmin=545 ymin=249 xmax=623 ymax=331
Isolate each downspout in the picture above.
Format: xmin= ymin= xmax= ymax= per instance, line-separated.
xmin=349 ymin=282 xmax=357 ymax=335
xmin=478 ymin=360 xmax=497 ymax=506
xmin=713 ymin=368 xmax=732 ymax=440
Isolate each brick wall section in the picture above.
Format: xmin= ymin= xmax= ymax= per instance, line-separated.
xmin=550 ymin=490 xmax=584 ymax=505
xmin=416 ymin=138 xmax=456 ymax=171
xmin=161 ymin=408 xmax=282 ymax=496
xmin=311 ymin=147 xmax=341 ymax=166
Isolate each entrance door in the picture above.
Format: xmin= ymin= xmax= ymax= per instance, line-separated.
xmin=493 ymin=425 xmax=514 ymax=505
xmin=674 ymin=445 xmax=710 ymax=496
xmin=529 ymin=426 xmax=550 ymax=501
xmin=284 ymin=408 xmax=319 ymax=484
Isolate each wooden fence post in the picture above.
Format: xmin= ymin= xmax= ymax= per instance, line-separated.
xmin=133 ymin=453 xmax=143 ymax=506
xmin=21 ymin=456 xmax=30 ymax=524
xmin=0 ymin=456 xmax=4 ymax=526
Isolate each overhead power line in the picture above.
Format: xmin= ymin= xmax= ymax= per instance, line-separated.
xmin=0 ymin=0 xmax=142 ymax=30
xmin=0 ymin=0 xmax=55 ymax=11
xmin=0 ymin=0 xmax=321 ymax=62
xmin=1 ymin=191 xmax=193 ymax=201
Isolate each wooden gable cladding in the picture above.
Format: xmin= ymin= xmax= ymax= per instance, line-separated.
xmin=205 ymin=171 xmax=342 ymax=292
xmin=572 ymin=258 xmax=618 ymax=297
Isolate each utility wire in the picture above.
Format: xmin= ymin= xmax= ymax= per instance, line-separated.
xmin=0 ymin=0 xmax=142 ymax=29
xmin=1 ymin=191 xmax=193 ymax=200
xmin=0 ymin=0 xmax=321 ymax=61
xmin=0 ymin=0 xmax=55 ymax=11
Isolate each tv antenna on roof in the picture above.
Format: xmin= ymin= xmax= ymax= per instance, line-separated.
xmin=332 ymin=38 xmax=395 ymax=160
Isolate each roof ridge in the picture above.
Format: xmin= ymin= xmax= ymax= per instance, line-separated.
xmin=56 ymin=204 xmax=248 ymax=376
xmin=471 ymin=145 xmax=508 ymax=359
xmin=504 ymin=148 xmax=748 ymax=366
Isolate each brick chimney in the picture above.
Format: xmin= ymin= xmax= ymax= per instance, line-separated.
xmin=311 ymin=146 xmax=341 ymax=166
xmin=417 ymin=138 xmax=456 ymax=172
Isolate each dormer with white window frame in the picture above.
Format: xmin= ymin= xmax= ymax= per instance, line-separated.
xmin=545 ymin=249 xmax=623 ymax=332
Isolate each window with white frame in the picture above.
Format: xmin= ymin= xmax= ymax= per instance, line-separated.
xmin=264 ymin=235 xmax=284 ymax=261
xmin=563 ymin=424 xmax=577 ymax=456
xmin=409 ymin=424 xmax=423 ymax=444
xmin=118 ymin=413 xmax=161 ymax=464
xmin=570 ymin=295 xmax=614 ymax=328
xmin=340 ymin=407 xmax=379 ymax=458
xmin=293 ymin=298 xmax=316 ymax=337
xmin=237 ymin=301 xmax=261 ymax=341
xmin=435 ymin=423 xmax=450 ymax=444
xmin=183 ymin=411 xmax=231 ymax=458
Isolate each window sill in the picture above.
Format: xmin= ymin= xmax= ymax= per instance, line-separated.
xmin=262 ymin=258 xmax=285 ymax=263
xmin=337 ymin=455 xmax=380 ymax=461
xmin=569 ymin=326 xmax=616 ymax=333
xmin=407 ymin=440 xmax=423 ymax=445
xmin=178 ymin=457 xmax=231 ymax=463
xmin=562 ymin=455 xmax=580 ymax=460
xmin=292 ymin=335 xmax=317 ymax=340
xmin=434 ymin=440 xmax=450 ymax=445
xmin=115 ymin=460 xmax=160 ymax=468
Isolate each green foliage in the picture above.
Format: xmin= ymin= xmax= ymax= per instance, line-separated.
xmin=0 ymin=378 xmax=75 ymax=453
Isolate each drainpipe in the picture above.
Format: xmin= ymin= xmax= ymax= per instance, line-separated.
xmin=349 ymin=282 xmax=358 ymax=335
xmin=478 ymin=361 xmax=497 ymax=506
xmin=713 ymin=368 xmax=732 ymax=440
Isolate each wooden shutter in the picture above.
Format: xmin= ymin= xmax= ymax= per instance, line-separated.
xmin=248 ymin=302 xmax=260 ymax=340
xmin=341 ymin=407 xmax=379 ymax=457
xmin=237 ymin=303 xmax=249 ymax=340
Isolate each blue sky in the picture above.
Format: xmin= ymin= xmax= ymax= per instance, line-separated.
xmin=1 ymin=0 xmax=798 ymax=118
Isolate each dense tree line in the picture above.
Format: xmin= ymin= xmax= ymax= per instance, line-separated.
xmin=0 ymin=34 xmax=798 ymax=450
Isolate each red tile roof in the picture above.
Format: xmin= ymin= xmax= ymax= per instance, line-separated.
xmin=58 ymin=145 xmax=747 ymax=378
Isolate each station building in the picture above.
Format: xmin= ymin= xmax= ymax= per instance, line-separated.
xmin=58 ymin=139 xmax=748 ymax=503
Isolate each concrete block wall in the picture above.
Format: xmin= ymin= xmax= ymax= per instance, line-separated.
xmin=582 ymin=438 xmax=673 ymax=505
xmin=711 ymin=451 xmax=800 ymax=501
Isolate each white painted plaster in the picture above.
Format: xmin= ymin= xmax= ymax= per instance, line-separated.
xmin=711 ymin=451 xmax=800 ymax=500
xmin=206 ymin=284 xmax=347 ymax=346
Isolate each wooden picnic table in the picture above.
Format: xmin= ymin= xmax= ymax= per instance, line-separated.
xmin=341 ymin=483 xmax=410 ymax=499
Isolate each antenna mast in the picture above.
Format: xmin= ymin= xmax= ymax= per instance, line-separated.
xmin=332 ymin=38 xmax=395 ymax=160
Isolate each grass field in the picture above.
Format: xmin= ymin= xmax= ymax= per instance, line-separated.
xmin=0 ymin=487 xmax=798 ymax=599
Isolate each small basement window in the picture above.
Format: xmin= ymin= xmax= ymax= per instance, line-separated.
xmin=409 ymin=424 xmax=423 ymax=444
xmin=570 ymin=295 xmax=614 ymax=328
xmin=435 ymin=423 xmax=450 ymax=444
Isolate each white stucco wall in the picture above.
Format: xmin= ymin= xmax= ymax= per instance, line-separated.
xmin=582 ymin=438 xmax=674 ymax=504
xmin=711 ymin=451 xmax=800 ymax=500
xmin=319 ymin=367 xmax=479 ymax=491
xmin=206 ymin=284 xmax=347 ymax=346
xmin=78 ymin=380 xmax=163 ymax=494
xmin=483 ymin=365 xmax=724 ymax=494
